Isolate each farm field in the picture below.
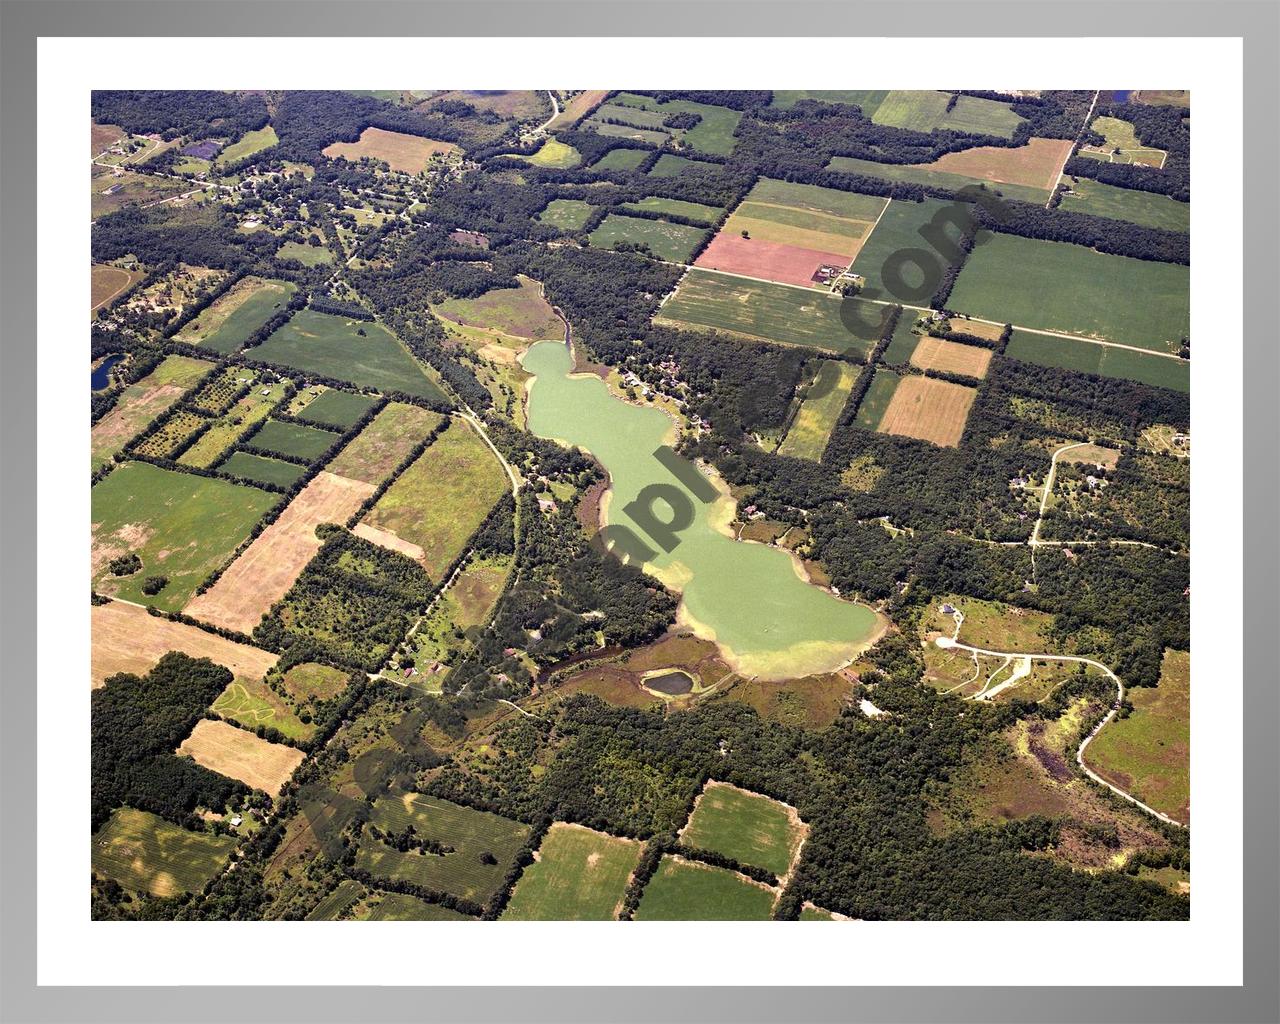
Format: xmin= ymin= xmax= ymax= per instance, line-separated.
xmin=276 ymin=240 xmax=334 ymax=266
xmin=91 ymin=599 xmax=278 ymax=688
xmin=881 ymin=315 xmax=923 ymax=365
xmin=537 ymin=197 xmax=595 ymax=230
xmin=247 ymin=418 xmax=339 ymax=462
xmin=211 ymin=676 xmax=315 ymax=742
xmin=179 ymin=388 xmax=284 ymax=469
xmin=503 ymin=824 xmax=641 ymax=920
xmin=91 ymin=462 xmax=277 ymax=609
xmin=218 ymin=451 xmax=307 ymax=488
xmin=93 ymin=807 xmax=236 ymax=897
xmin=548 ymin=89 xmax=610 ymax=130
xmin=363 ymin=420 xmax=508 ymax=579
xmin=523 ymin=139 xmax=580 ymax=169
xmin=184 ymin=471 xmax=375 ymax=634
xmin=647 ymin=153 xmax=719 ymax=178
xmin=607 ymin=93 xmax=742 ymax=156
xmin=325 ymin=402 xmax=443 ymax=485
xmin=1084 ymin=649 xmax=1190 ymax=824
xmin=697 ymin=179 xmax=886 ymax=287
xmin=634 ymin=857 xmax=776 ymax=920
xmin=215 ymin=125 xmax=279 ymax=167
xmin=657 ymin=269 xmax=880 ymax=358
xmin=849 ymin=197 xmax=964 ymax=298
xmin=680 ymin=781 xmax=805 ymax=876
xmin=92 ymin=262 xmax=144 ymax=311
xmin=356 ymin=792 xmax=531 ymax=904
xmin=778 ymin=360 xmax=859 ymax=460
xmin=322 ymin=126 xmax=459 ymax=172
xmin=770 ymin=90 xmax=889 ymax=116
xmin=871 ymin=90 xmax=1025 ymax=139
xmin=590 ymin=146 xmax=650 ymax=172
xmin=909 ymin=335 xmax=993 ymax=378
xmin=90 ymin=355 xmax=211 ymax=470
xmin=1057 ymin=176 xmax=1190 ymax=232
xmin=948 ymin=235 xmax=1190 ymax=351
xmin=1004 ymin=330 xmax=1190 ymax=392
xmin=588 ymin=213 xmax=708 ymax=263
xmin=621 ymin=196 xmax=724 ymax=224
xmin=177 ymin=718 xmax=306 ymax=796
xmin=876 ymin=374 xmax=977 ymax=447
xmin=433 ymin=276 xmax=563 ymax=343
xmin=293 ymin=388 xmax=379 ymax=429
xmin=174 ymin=277 xmax=297 ymax=354
xmin=305 ymin=879 xmax=366 ymax=920
xmin=855 ymin=368 xmax=900 ymax=431
xmin=254 ymin=309 xmax=446 ymax=401
xmin=357 ymin=892 xmax=474 ymax=921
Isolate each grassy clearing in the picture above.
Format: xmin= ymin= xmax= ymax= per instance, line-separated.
xmin=503 ymin=824 xmax=641 ymax=920
xmin=610 ymin=93 xmax=742 ymax=156
xmin=770 ymin=90 xmax=889 ymax=116
xmin=524 ymin=139 xmax=580 ymax=169
xmin=219 ymin=451 xmax=307 ymax=488
xmin=212 ymin=677 xmax=315 ymax=742
xmin=282 ymin=662 xmax=351 ymax=702
xmin=326 ymin=402 xmax=444 ymax=485
xmin=680 ymin=782 xmax=802 ymax=876
xmin=93 ymin=807 xmax=235 ymax=897
xmin=175 ymin=277 xmax=297 ymax=355
xmin=322 ymin=126 xmax=459 ymax=173
xmin=621 ymin=196 xmax=724 ymax=225
xmin=255 ymin=309 xmax=445 ymax=401
xmin=948 ymin=234 xmax=1189 ymax=352
xmin=91 ymin=461 xmax=277 ymax=609
xmin=92 ymin=262 xmax=145 ymax=311
xmin=591 ymin=147 xmax=650 ymax=172
xmin=872 ymin=90 xmax=1024 ymax=139
xmin=778 ymin=360 xmax=859 ymax=460
xmin=588 ymin=213 xmax=708 ymax=263
xmin=292 ymin=388 xmax=379 ymax=429
xmin=434 ymin=276 xmax=563 ymax=343
xmin=356 ymin=792 xmax=531 ymax=904
xmin=215 ymin=125 xmax=279 ymax=168
xmin=657 ymin=269 xmax=880 ymax=358
xmin=1085 ymin=649 xmax=1190 ymax=823
xmin=358 ymin=891 xmax=474 ymax=921
xmin=537 ymin=197 xmax=595 ymax=231
xmin=248 ymin=419 xmax=339 ymax=462
xmin=1057 ymin=177 xmax=1189 ymax=233
xmin=305 ymin=879 xmax=366 ymax=920
xmin=634 ymin=856 xmax=775 ymax=920
xmin=276 ymin=240 xmax=333 ymax=266
xmin=853 ymin=368 xmax=901 ymax=430
xmin=364 ymin=420 xmax=508 ymax=579
xmin=1004 ymin=330 xmax=1189 ymax=393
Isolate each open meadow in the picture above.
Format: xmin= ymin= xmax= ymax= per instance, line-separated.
xmin=778 ymin=360 xmax=859 ymax=460
xmin=93 ymin=807 xmax=236 ymax=897
xmin=680 ymin=782 xmax=805 ymax=877
xmin=503 ymin=824 xmax=641 ymax=920
xmin=634 ymin=856 xmax=776 ymax=920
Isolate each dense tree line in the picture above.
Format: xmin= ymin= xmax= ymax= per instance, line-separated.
xmin=91 ymin=90 xmax=269 ymax=140
xmin=269 ymin=90 xmax=460 ymax=164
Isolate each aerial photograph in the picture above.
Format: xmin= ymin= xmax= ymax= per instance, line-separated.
xmin=88 ymin=88 xmax=1191 ymax=922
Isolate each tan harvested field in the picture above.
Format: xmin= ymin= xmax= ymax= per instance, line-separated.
xmin=92 ymin=600 xmax=278 ymax=688
xmin=909 ymin=336 xmax=993 ymax=379
xmin=92 ymin=263 xmax=144 ymax=311
xmin=92 ymin=121 xmax=127 ymax=155
xmin=325 ymin=402 xmax=443 ymax=485
xmin=352 ymin=522 xmax=426 ymax=561
xmin=925 ymin=137 xmax=1073 ymax=192
xmin=433 ymin=90 xmax=549 ymax=120
xmin=184 ymin=471 xmax=375 ymax=634
xmin=323 ymin=127 xmax=459 ymax=173
xmin=876 ymin=374 xmax=977 ymax=447
xmin=177 ymin=718 xmax=305 ymax=796
xmin=549 ymin=89 xmax=609 ymax=130
xmin=945 ymin=317 xmax=1004 ymax=341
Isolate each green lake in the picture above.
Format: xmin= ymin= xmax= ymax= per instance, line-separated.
xmin=521 ymin=340 xmax=881 ymax=679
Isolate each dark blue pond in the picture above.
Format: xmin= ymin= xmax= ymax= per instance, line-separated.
xmin=1112 ymin=90 xmax=1131 ymax=103
xmin=92 ymin=353 xmax=123 ymax=391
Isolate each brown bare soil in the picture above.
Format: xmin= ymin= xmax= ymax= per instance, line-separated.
xmin=876 ymin=374 xmax=977 ymax=447
xmin=177 ymin=718 xmax=305 ymax=796
xmin=91 ymin=121 xmax=126 ymax=155
xmin=322 ymin=127 xmax=459 ymax=173
xmin=184 ymin=471 xmax=375 ymax=634
xmin=352 ymin=522 xmax=425 ymax=561
xmin=909 ymin=336 xmax=993 ymax=378
xmin=923 ymin=137 xmax=1073 ymax=192
xmin=695 ymin=233 xmax=849 ymax=288
xmin=92 ymin=600 xmax=278 ymax=688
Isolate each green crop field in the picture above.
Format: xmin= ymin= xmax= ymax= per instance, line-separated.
xmin=356 ymin=792 xmax=531 ymax=904
xmin=175 ymin=278 xmax=297 ymax=355
xmin=826 ymin=155 xmax=1049 ymax=204
xmin=657 ymin=269 xmax=881 ymax=357
xmin=770 ymin=90 xmax=889 ymax=116
xmin=948 ymin=235 xmax=1190 ymax=352
xmin=680 ymin=783 xmax=802 ymax=876
xmin=610 ymin=92 xmax=742 ymax=156
xmin=779 ymin=361 xmax=859 ymax=460
xmin=293 ymin=388 xmax=379 ymax=429
xmin=634 ymin=857 xmax=776 ymax=920
xmin=1004 ymin=330 xmax=1190 ymax=392
xmin=276 ymin=240 xmax=334 ymax=266
xmin=178 ymin=385 xmax=283 ymax=469
xmin=305 ymin=879 xmax=367 ymax=920
xmin=90 ymin=355 xmax=213 ymax=471
xmin=621 ymin=196 xmax=724 ymax=225
xmin=799 ymin=905 xmax=840 ymax=920
xmin=211 ymin=677 xmax=315 ymax=742
xmin=503 ymin=824 xmax=642 ymax=920
xmin=1084 ymin=649 xmax=1190 ymax=824
xmin=881 ymin=315 xmax=922 ymax=365
xmin=247 ymin=419 xmax=339 ymax=462
xmin=1057 ymin=177 xmax=1190 ymax=233
xmin=850 ymin=197 xmax=965 ymax=299
xmin=648 ymin=153 xmax=719 ymax=178
xmin=91 ymin=461 xmax=277 ymax=609
xmin=364 ymin=419 xmax=508 ymax=579
xmin=589 ymin=213 xmax=708 ymax=263
xmin=537 ymin=198 xmax=595 ymax=231
xmin=215 ymin=125 xmax=278 ymax=167
xmin=93 ymin=807 xmax=236 ymax=897
xmin=254 ymin=309 xmax=446 ymax=401
xmin=591 ymin=147 xmax=650 ymax=172
xmin=854 ymin=368 xmax=902 ymax=430
xmin=872 ymin=90 xmax=1024 ymax=139
xmin=359 ymin=891 xmax=474 ymax=921
xmin=218 ymin=450 xmax=307 ymax=488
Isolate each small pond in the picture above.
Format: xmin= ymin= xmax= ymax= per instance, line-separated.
xmin=92 ymin=353 xmax=124 ymax=392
